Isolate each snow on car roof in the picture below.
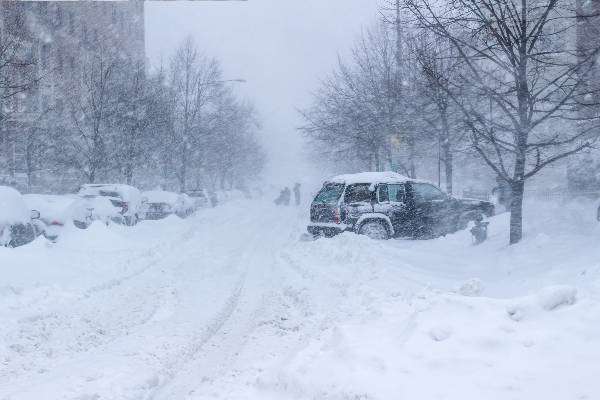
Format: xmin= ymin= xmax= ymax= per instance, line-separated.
xmin=142 ymin=190 xmax=181 ymax=205
xmin=0 ymin=186 xmax=30 ymax=225
xmin=328 ymin=171 xmax=419 ymax=185
xmin=79 ymin=184 xmax=141 ymax=202
xmin=23 ymin=194 xmax=78 ymax=222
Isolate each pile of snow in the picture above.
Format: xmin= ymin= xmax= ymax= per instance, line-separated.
xmin=259 ymin=284 xmax=597 ymax=400
xmin=0 ymin=186 xmax=30 ymax=225
xmin=507 ymin=285 xmax=577 ymax=321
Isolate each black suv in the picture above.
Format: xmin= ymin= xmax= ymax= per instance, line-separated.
xmin=308 ymin=172 xmax=494 ymax=240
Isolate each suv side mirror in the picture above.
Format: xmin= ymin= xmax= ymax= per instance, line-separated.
xmin=31 ymin=210 xmax=41 ymax=220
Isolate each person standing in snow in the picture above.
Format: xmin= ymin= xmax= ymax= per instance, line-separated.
xmin=293 ymin=183 xmax=301 ymax=206
xmin=282 ymin=187 xmax=291 ymax=206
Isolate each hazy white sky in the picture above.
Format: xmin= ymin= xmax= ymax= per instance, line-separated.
xmin=145 ymin=0 xmax=379 ymax=185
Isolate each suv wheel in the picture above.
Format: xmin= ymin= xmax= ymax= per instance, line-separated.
xmin=359 ymin=221 xmax=389 ymax=240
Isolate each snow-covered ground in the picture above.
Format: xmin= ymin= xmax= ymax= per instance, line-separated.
xmin=1 ymin=197 xmax=599 ymax=400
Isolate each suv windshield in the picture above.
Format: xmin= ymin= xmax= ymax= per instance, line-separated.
xmin=313 ymin=183 xmax=344 ymax=205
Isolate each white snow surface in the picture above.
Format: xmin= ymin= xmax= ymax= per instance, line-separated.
xmin=329 ymin=171 xmax=411 ymax=184
xmin=23 ymin=194 xmax=79 ymax=224
xmin=0 ymin=186 xmax=30 ymax=225
xmin=1 ymin=197 xmax=600 ymax=399
xmin=328 ymin=171 xmax=429 ymax=185
xmin=142 ymin=190 xmax=180 ymax=205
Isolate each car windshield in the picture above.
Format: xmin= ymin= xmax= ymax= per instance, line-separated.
xmin=344 ymin=183 xmax=372 ymax=204
xmin=99 ymin=190 xmax=121 ymax=199
xmin=313 ymin=183 xmax=344 ymax=205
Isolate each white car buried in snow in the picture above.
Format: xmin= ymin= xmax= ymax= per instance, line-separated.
xmin=76 ymin=184 xmax=143 ymax=226
xmin=0 ymin=186 xmax=41 ymax=247
xmin=140 ymin=190 xmax=196 ymax=220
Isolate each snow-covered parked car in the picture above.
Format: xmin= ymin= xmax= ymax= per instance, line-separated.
xmin=22 ymin=193 xmax=104 ymax=239
xmin=23 ymin=194 xmax=79 ymax=240
xmin=186 ymin=189 xmax=210 ymax=209
xmin=77 ymin=184 xmax=142 ymax=226
xmin=141 ymin=190 xmax=196 ymax=220
xmin=0 ymin=186 xmax=41 ymax=247
xmin=308 ymin=171 xmax=495 ymax=240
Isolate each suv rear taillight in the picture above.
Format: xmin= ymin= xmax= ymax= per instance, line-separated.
xmin=333 ymin=207 xmax=341 ymax=224
xmin=50 ymin=220 xmax=64 ymax=226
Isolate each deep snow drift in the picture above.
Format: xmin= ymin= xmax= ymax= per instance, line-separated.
xmin=1 ymin=197 xmax=599 ymax=400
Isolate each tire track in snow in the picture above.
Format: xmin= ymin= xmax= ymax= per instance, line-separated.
xmin=0 ymin=221 xmax=204 ymax=391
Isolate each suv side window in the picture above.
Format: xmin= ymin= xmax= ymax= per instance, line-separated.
xmin=388 ymin=184 xmax=405 ymax=203
xmin=412 ymin=183 xmax=446 ymax=202
xmin=344 ymin=184 xmax=372 ymax=204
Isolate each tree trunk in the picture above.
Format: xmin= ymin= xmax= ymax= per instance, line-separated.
xmin=125 ymin=164 xmax=133 ymax=185
xmin=408 ymin=134 xmax=416 ymax=178
xmin=440 ymin=111 xmax=452 ymax=194
xmin=509 ymin=179 xmax=525 ymax=245
xmin=443 ymin=142 xmax=453 ymax=195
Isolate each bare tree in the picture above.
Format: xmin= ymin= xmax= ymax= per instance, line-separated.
xmin=413 ymin=34 xmax=468 ymax=194
xmin=168 ymin=37 xmax=221 ymax=192
xmin=404 ymin=0 xmax=600 ymax=244
xmin=64 ymin=46 xmax=121 ymax=183
xmin=0 ymin=10 xmax=40 ymax=181
xmin=301 ymin=24 xmax=409 ymax=173
xmin=114 ymin=60 xmax=164 ymax=185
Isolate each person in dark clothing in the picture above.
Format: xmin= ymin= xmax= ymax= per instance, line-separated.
xmin=209 ymin=191 xmax=218 ymax=207
xmin=293 ymin=183 xmax=301 ymax=206
xmin=274 ymin=187 xmax=291 ymax=206
xmin=274 ymin=190 xmax=284 ymax=205
xmin=282 ymin=187 xmax=291 ymax=206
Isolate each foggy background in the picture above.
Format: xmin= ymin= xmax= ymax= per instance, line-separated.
xmin=145 ymin=0 xmax=379 ymax=186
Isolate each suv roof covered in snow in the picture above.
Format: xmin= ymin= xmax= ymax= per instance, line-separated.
xmin=328 ymin=171 xmax=428 ymax=185
xmin=78 ymin=184 xmax=141 ymax=202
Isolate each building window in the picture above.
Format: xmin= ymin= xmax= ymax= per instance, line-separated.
xmin=41 ymin=95 xmax=50 ymax=112
xmin=55 ymin=5 xmax=63 ymax=27
xmin=41 ymin=44 xmax=50 ymax=68
xmin=56 ymin=98 xmax=64 ymax=114
xmin=56 ymin=52 xmax=63 ymax=73
xmin=68 ymin=11 xmax=74 ymax=34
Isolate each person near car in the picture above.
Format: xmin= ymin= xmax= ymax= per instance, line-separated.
xmin=274 ymin=187 xmax=291 ymax=206
xmin=293 ymin=183 xmax=301 ymax=206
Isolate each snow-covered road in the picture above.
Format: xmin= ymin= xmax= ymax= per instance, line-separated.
xmin=1 ymin=198 xmax=600 ymax=399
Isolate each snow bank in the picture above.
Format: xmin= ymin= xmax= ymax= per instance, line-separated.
xmin=0 ymin=186 xmax=29 ymax=225
xmin=507 ymin=285 xmax=577 ymax=321
xmin=258 ymin=285 xmax=597 ymax=400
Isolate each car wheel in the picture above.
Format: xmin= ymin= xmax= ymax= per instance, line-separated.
xmin=358 ymin=221 xmax=389 ymax=240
